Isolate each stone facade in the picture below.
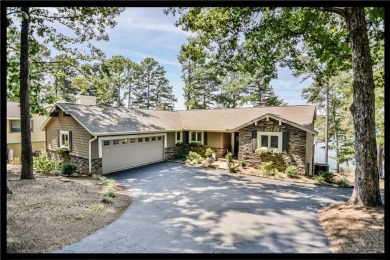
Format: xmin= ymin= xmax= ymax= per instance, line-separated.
xmin=237 ymin=118 xmax=308 ymax=175
xmin=165 ymin=145 xmax=230 ymax=160
xmin=47 ymin=149 xmax=102 ymax=175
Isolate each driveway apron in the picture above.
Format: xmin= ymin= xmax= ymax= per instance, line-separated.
xmin=52 ymin=162 xmax=352 ymax=253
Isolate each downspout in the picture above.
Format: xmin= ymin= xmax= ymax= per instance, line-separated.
xmin=89 ymin=135 xmax=98 ymax=174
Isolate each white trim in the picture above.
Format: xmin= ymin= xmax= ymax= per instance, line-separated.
xmin=59 ymin=130 xmax=70 ymax=150
xmin=257 ymin=131 xmax=283 ymax=152
xmin=189 ymin=131 xmax=203 ymax=144
xmin=89 ymin=135 xmax=98 ymax=174
xmin=175 ymin=131 xmax=183 ymax=143
xmin=98 ymin=133 xmax=167 ymax=158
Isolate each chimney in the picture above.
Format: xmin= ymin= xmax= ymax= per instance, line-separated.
xmin=256 ymin=100 xmax=268 ymax=107
xmin=75 ymin=90 xmax=96 ymax=105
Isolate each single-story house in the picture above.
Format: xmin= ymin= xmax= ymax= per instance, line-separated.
xmin=6 ymin=102 xmax=52 ymax=159
xmin=40 ymin=94 xmax=317 ymax=175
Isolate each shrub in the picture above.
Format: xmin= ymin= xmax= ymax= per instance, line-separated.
xmin=205 ymin=148 xmax=213 ymax=158
xmin=61 ymin=163 xmax=77 ymax=176
xmin=285 ymin=166 xmax=300 ymax=178
xmin=226 ymin=152 xmax=235 ymax=173
xmin=33 ymin=153 xmax=55 ymax=174
xmin=101 ymin=195 xmax=113 ymax=204
xmin=91 ymin=203 xmax=104 ymax=211
xmin=275 ymin=171 xmax=285 ymax=178
xmin=255 ymin=147 xmax=270 ymax=156
xmin=239 ymin=160 xmax=247 ymax=168
xmin=186 ymin=151 xmax=203 ymax=161
xmin=248 ymin=169 xmax=255 ymax=174
xmin=189 ymin=142 xmax=202 ymax=148
xmin=105 ymin=186 xmax=116 ymax=198
xmin=314 ymin=175 xmax=326 ymax=184
xmin=185 ymin=159 xmax=192 ymax=164
xmin=176 ymin=141 xmax=183 ymax=146
xmin=92 ymin=174 xmax=102 ymax=180
xmin=319 ymin=171 xmax=334 ymax=182
xmin=336 ymin=178 xmax=350 ymax=187
xmin=259 ymin=161 xmax=276 ymax=176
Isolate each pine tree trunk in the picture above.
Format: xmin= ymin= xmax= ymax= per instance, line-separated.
xmin=324 ymin=80 xmax=329 ymax=164
xmin=346 ymin=7 xmax=381 ymax=206
xmin=20 ymin=7 xmax=34 ymax=180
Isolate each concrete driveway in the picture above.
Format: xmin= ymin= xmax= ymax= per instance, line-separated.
xmin=53 ymin=162 xmax=352 ymax=253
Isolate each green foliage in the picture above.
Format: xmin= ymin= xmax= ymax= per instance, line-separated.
xmin=186 ymin=151 xmax=203 ymax=161
xmin=259 ymin=161 xmax=276 ymax=176
xmin=92 ymin=174 xmax=102 ymax=180
xmin=255 ymin=147 xmax=280 ymax=156
xmin=205 ymin=148 xmax=213 ymax=158
xmin=101 ymin=195 xmax=113 ymax=204
xmin=105 ymin=186 xmax=116 ymax=198
xmin=189 ymin=142 xmax=202 ymax=148
xmin=74 ymin=214 xmax=85 ymax=221
xmin=285 ymin=166 xmax=300 ymax=178
xmin=239 ymin=160 xmax=247 ymax=168
xmin=61 ymin=163 xmax=77 ymax=176
xmin=225 ymin=152 xmax=235 ymax=173
xmin=336 ymin=178 xmax=350 ymax=187
xmin=33 ymin=153 xmax=56 ymax=174
xmin=314 ymin=175 xmax=326 ymax=184
xmin=275 ymin=171 xmax=285 ymax=179
xmin=315 ymin=171 xmax=334 ymax=183
xmin=91 ymin=203 xmax=104 ymax=211
xmin=176 ymin=141 xmax=183 ymax=146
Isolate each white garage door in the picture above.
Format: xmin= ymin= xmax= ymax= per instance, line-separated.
xmin=102 ymin=136 xmax=164 ymax=174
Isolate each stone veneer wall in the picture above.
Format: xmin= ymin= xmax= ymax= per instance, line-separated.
xmin=237 ymin=118 xmax=308 ymax=175
xmin=47 ymin=149 xmax=102 ymax=175
xmin=165 ymin=145 xmax=230 ymax=160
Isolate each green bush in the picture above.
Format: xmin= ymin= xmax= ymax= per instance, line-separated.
xmin=101 ymin=195 xmax=113 ymax=204
xmin=285 ymin=166 xmax=300 ymax=178
xmin=61 ymin=163 xmax=77 ymax=176
xmin=275 ymin=171 xmax=285 ymax=178
xmin=189 ymin=142 xmax=202 ymax=148
xmin=259 ymin=161 xmax=276 ymax=176
xmin=336 ymin=178 xmax=350 ymax=187
xmin=186 ymin=151 xmax=203 ymax=161
xmin=255 ymin=147 xmax=270 ymax=156
xmin=314 ymin=175 xmax=326 ymax=184
xmin=226 ymin=152 xmax=235 ymax=173
xmin=176 ymin=141 xmax=183 ymax=146
xmin=33 ymin=153 xmax=55 ymax=174
xmin=205 ymin=148 xmax=213 ymax=158
xmin=319 ymin=171 xmax=334 ymax=182
xmin=239 ymin=160 xmax=247 ymax=168
xmin=92 ymin=174 xmax=102 ymax=180
xmin=105 ymin=186 xmax=116 ymax=198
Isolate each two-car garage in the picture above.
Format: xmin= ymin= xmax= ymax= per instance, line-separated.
xmin=101 ymin=135 xmax=165 ymax=174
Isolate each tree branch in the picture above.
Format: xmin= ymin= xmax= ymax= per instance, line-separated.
xmin=319 ymin=7 xmax=346 ymax=18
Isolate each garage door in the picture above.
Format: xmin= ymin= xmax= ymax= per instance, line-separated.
xmin=102 ymin=136 xmax=164 ymax=174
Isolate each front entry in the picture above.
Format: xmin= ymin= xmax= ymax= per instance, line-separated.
xmin=234 ymin=132 xmax=239 ymax=156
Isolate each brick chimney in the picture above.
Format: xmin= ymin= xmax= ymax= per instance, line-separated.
xmin=75 ymin=90 xmax=96 ymax=105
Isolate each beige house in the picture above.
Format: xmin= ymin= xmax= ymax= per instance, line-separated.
xmin=41 ymin=94 xmax=317 ymax=175
xmin=6 ymin=102 xmax=52 ymax=159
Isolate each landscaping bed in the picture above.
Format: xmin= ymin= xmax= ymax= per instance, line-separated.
xmin=7 ymin=164 xmax=131 ymax=253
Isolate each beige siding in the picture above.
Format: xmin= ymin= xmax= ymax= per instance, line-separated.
xmin=7 ymin=141 xmax=46 ymax=159
xmin=46 ymin=113 xmax=92 ymax=159
xmin=166 ymin=132 xmax=175 ymax=147
xmin=7 ymin=114 xmax=47 ymax=144
xmin=221 ymin=133 xmax=231 ymax=149
xmin=91 ymin=139 xmax=99 ymax=159
xmin=205 ymin=132 xmax=222 ymax=148
xmin=306 ymin=132 xmax=315 ymax=175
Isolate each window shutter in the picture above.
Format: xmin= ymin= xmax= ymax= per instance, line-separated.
xmin=69 ymin=131 xmax=72 ymax=152
xmin=204 ymin=132 xmax=208 ymax=145
xmin=282 ymin=131 xmax=289 ymax=153
xmin=58 ymin=130 xmax=60 ymax=148
xmin=252 ymin=130 xmax=257 ymax=151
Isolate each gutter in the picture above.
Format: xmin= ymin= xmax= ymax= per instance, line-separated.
xmin=89 ymin=135 xmax=98 ymax=175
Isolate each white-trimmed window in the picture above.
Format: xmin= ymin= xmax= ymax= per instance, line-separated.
xmin=103 ymin=140 xmax=110 ymax=146
xmin=59 ymin=130 xmax=70 ymax=150
xmin=176 ymin=131 xmax=182 ymax=143
xmin=190 ymin=131 xmax=203 ymax=143
xmin=257 ymin=131 xmax=282 ymax=152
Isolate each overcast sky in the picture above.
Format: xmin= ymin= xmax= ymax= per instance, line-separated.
xmin=69 ymin=8 xmax=313 ymax=110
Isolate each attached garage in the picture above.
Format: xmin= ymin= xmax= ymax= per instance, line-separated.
xmin=101 ymin=135 xmax=165 ymax=174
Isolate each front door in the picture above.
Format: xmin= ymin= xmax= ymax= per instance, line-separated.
xmin=234 ymin=132 xmax=239 ymax=155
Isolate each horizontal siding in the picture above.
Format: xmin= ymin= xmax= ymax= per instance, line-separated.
xmin=46 ymin=114 xmax=92 ymax=159
xmin=222 ymin=133 xmax=231 ymax=149
xmin=91 ymin=139 xmax=99 ymax=159
xmin=204 ymin=132 xmax=222 ymax=148
xmin=166 ymin=132 xmax=175 ymax=147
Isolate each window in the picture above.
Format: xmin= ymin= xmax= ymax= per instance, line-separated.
xmin=113 ymin=140 xmax=119 ymax=145
xmin=157 ymin=136 xmax=162 ymax=140
xmin=145 ymin=137 xmax=150 ymax=142
xmin=103 ymin=141 xmax=110 ymax=146
xmin=130 ymin=138 xmax=136 ymax=143
xmin=10 ymin=120 xmax=33 ymax=133
xmin=138 ymin=138 xmax=143 ymax=142
xmin=176 ymin=132 xmax=181 ymax=141
xmin=190 ymin=131 xmax=202 ymax=142
xmin=257 ymin=131 xmax=282 ymax=152
xmin=59 ymin=130 xmax=70 ymax=150
xmin=122 ymin=139 xmax=128 ymax=144
xmin=152 ymin=137 xmax=156 ymax=141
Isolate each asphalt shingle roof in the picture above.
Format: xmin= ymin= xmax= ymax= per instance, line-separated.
xmin=55 ymin=103 xmax=316 ymax=135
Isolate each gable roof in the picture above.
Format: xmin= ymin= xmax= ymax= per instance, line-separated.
xmin=41 ymin=103 xmax=316 ymax=136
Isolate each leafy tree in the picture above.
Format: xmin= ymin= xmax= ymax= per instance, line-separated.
xmin=167 ymin=7 xmax=384 ymax=206
xmin=7 ymin=7 xmax=124 ymax=179
xmin=134 ymin=58 xmax=176 ymax=110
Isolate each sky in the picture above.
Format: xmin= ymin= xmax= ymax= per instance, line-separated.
xmin=56 ymin=7 xmax=313 ymax=110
